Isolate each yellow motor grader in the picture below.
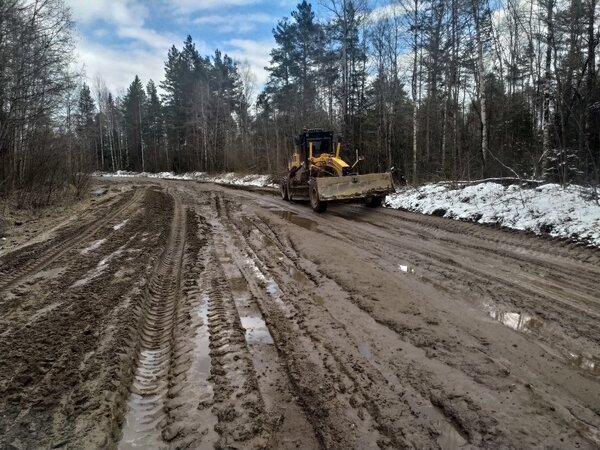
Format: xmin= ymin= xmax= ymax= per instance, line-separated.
xmin=280 ymin=128 xmax=395 ymax=212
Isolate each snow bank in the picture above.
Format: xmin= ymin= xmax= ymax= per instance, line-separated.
xmin=96 ymin=171 xmax=276 ymax=187
xmin=385 ymin=182 xmax=600 ymax=247
xmin=206 ymin=172 xmax=275 ymax=187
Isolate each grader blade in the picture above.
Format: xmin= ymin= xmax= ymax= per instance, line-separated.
xmin=315 ymin=173 xmax=394 ymax=201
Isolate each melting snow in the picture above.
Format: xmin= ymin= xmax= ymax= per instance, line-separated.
xmin=113 ymin=220 xmax=128 ymax=230
xmin=96 ymin=171 xmax=276 ymax=187
xmin=385 ymin=182 xmax=600 ymax=247
xmin=81 ymin=238 xmax=107 ymax=255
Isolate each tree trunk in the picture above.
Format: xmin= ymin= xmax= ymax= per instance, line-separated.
xmin=412 ymin=0 xmax=419 ymax=184
xmin=472 ymin=0 xmax=488 ymax=177
xmin=542 ymin=0 xmax=554 ymax=178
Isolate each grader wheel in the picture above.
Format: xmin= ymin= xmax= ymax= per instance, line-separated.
xmin=365 ymin=196 xmax=383 ymax=208
xmin=309 ymin=179 xmax=327 ymax=213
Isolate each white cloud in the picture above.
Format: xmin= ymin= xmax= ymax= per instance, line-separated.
xmin=117 ymin=26 xmax=177 ymax=50
xmin=66 ymin=0 xmax=273 ymax=94
xmin=192 ymin=12 xmax=275 ymax=33
xmin=67 ymin=0 xmax=181 ymax=93
xmin=93 ymin=28 xmax=109 ymax=38
xmin=171 ymin=0 xmax=261 ymax=14
xmin=369 ymin=3 xmax=404 ymax=22
xmin=67 ymin=0 xmax=147 ymax=27
xmin=73 ymin=36 xmax=167 ymax=94
xmin=225 ymin=38 xmax=274 ymax=85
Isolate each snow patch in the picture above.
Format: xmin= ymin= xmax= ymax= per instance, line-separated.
xmin=385 ymin=182 xmax=600 ymax=247
xmin=96 ymin=171 xmax=276 ymax=187
xmin=113 ymin=220 xmax=128 ymax=231
xmin=81 ymin=238 xmax=107 ymax=255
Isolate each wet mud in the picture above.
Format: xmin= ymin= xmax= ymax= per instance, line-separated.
xmin=0 ymin=178 xmax=599 ymax=449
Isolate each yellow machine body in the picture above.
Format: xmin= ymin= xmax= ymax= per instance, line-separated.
xmin=282 ymin=128 xmax=395 ymax=211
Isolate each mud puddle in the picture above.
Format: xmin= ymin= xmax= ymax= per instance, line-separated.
xmin=113 ymin=220 xmax=129 ymax=230
xmin=483 ymin=301 xmax=599 ymax=376
xmin=225 ymin=269 xmax=276 ymax=346
xmin=119 ymin=347 xmax=169 ymax=449
xmin=568 ymin=353 xmax=599 ymax=375
xmin=242 ymin=256 xmax=287 ymax=309
xmin=267 ymin=208 xmax=318 ymax=231
xmin=72 ymin=247 xmax=125 ymax=287
xmin=399 ymin=263 xmax=416 ymax=273
xmin=185 ymin=291 xmax=218 ymax=439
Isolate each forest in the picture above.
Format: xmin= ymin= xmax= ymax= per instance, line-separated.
xmin=0 ymin=0 xmax=598 ymax=206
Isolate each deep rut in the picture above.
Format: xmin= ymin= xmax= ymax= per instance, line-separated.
xmin=119 ymin=193 xmax=186 ymax=449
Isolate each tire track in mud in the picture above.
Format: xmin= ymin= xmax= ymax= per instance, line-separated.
xmin=219 ymin=193 xmax=600 ymax=448
xmin=205 ymin=265 xmax=270 ymax=449
xmin=216 ymin=195 xmax=400 ymax=449
xmin=336 ymin=205 xmax=600 ymax=302
xmin=0 ymin=188 xmax=144 ymax=294
xmin=282 ymin=205 xmax=600 ymax=362
xmin=119 ymin=192 xmax=186 ymax=449
xmin=160 ymin=209 xmax=219 ymax=449
xmin=0 ymin=187 xmax=174 ymax=449
xmin=253 ymin=193 xmax=600 ymax=285
xmin=208 ymin=194 xmax=321 ymax=449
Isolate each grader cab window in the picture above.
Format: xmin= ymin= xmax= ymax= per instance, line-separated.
xmin=309 ymin=138 xmax=331 ymax=156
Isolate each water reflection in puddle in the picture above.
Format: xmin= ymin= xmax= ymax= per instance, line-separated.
xmin=567 ymin=352 xmax=599 ymax=375
xmin=81 ymin=238 xmax=107 ymax=255
xmin=484 ymin=301 xmax=599 ymax=376
xmin=358 ymin=342 xmax=372 ymax=360
xmin=398 ymin=264 xmax=415 ymax=274
xmin=487 ymin=309 xmax=543 ymax=333
xmin=240 ymin=316 xmax=274 ymax=344
xmin=113 ymin=219 xmax=129 ymax=230
xmin=270 ymin=210 xmax=318 ymax=231
xmin=244 ymin=257 xmax=285 ymax=307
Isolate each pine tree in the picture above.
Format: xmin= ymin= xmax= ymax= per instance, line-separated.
xmin=122 ymin=75 xmax=147 ymax=171
xmin=145 ymin=80 xmax=164 ymax=171
xmin=76 ymin=83 xmax=97 ymax=170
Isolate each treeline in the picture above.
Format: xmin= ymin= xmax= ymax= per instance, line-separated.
xmin=78 ymin=40 xmax=257 ymax=174
xmin=81 ymin=0 xmax=600 ymax=184
xmin=0 ymin=0 xmax=81 ymax=205
xmin=1 ymin=0 xmax=598 ymax=207
xmin=259 ymin=0 xmax=599 ymax=184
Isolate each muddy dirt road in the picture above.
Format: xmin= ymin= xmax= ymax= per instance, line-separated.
xmin=1 ymin=178 xmax=599 ymax=449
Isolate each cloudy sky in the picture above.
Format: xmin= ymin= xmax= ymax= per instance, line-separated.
xmin=67 ymin=0 xmax=303 ymax=95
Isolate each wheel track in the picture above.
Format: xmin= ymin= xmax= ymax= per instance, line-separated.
xmin=230 ymin=191 xmax=600 ymax=359
xmin=119 ymin=192 xmax=186 ymax=449
xmin=161 ymin=209 xmax=219 ymax=449
xmin=207 ymin=194 xmax=322 ymax=449
xmin=204 ymin=256 xmax=269 ymax=449
xmin=292 ymin=207 xmax=600 ymax=344
xmin=183 ymin=184 xmax=600 ymax=447
xmin=234 ymin=200 xmax=599 ymax=448
xmin=279 ymin=211 xmax=600 ymax=365
xmin=328 ymin=206 xmax=600 ymax=301
xmin=218 ymin=195 xmax=399 ymax=449
xmin=0 ymin=188 xmax=144 ymax=294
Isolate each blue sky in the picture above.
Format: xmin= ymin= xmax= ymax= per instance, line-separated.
xmin=67 ymin=0 xmax=304 ymax=96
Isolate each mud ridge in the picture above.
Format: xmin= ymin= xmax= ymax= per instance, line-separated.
xmin=205 ymin=257 xmax=270 ymax=449
xmin=0 ymin=188 xmax=143 ymax=293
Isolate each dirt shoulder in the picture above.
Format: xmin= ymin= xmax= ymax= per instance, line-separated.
xmin=0 ymin=182 xmax=133 ymax=258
